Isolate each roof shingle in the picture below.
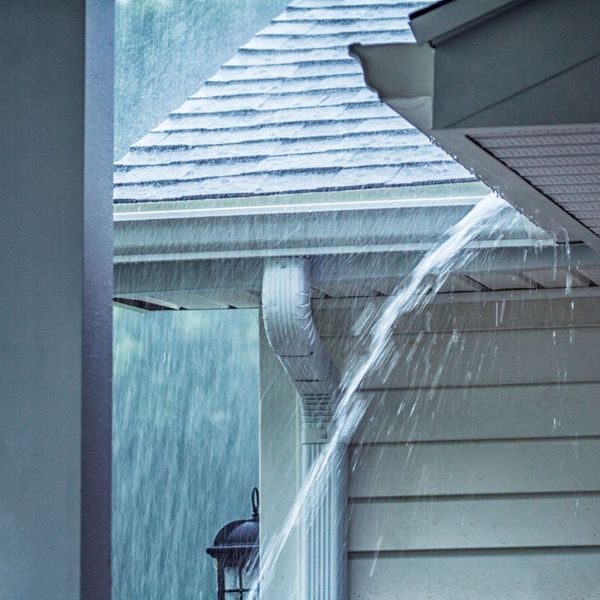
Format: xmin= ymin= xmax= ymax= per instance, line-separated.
xmin=114 ymin=0 xmax=474 ymax=204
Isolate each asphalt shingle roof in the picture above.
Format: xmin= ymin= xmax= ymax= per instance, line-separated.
xmin=114 ymin=0 xmax=475 ymax=204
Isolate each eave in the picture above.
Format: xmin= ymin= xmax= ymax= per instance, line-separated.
xmin=113 ymin=185 xmax=600 ymax=310
xmin=350 ymin=0 xmax=600 ymax=252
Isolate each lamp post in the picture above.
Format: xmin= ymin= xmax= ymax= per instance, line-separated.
xmin=207 ymin=487 xmax=259 ymax=600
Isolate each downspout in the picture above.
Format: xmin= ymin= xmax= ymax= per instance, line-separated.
xmin=262 ymin=257 xmax=347 ymax=600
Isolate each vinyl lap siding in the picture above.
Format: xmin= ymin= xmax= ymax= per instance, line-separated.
xmin=316 ymin=295 xmax=600 ymax=600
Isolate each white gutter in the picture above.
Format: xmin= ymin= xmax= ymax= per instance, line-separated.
xmin=262 ymin=257 xmax=347 ymax=600
xmin=113 ymin=196 xmax=549 ymax=265
xmin=113 ymin=195 xmax=480 ymax=222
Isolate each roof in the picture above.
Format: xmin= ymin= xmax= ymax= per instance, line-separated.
xmin=113 ymin=0 xmax=476 ymax=204
xmin=113 ymin=0 xmax=600 ymax=308
xmin=352 ymin=0 xmax=600 ymax=252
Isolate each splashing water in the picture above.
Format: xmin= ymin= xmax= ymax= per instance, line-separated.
xmin=251 ymin=193 xmax=522 ymax=599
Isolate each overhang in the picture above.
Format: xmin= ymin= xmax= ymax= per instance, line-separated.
xmin=113 ymin=184 xmax=600 ymax=310
xmin=113 ymin=0 xmax=600 ymax=310
xmin=351 ymin=0 xmax=600 ymax=251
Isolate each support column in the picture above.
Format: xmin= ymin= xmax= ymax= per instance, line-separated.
xmin=0 ymin=3 xmax=113 ymax=599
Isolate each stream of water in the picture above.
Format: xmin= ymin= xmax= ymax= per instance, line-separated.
xmin=251 ymin=193 xmax=524 ymax=599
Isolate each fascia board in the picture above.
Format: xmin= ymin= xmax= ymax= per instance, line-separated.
xmin=409 ymin=0 xmax=524 ymax=45
xmin=431 ymin=0 xmax=600 ymax=129
xmin=445 ymin=56 xmax=600 ymax=130
xmin=113 ymin=243 xmax=600 ymax=297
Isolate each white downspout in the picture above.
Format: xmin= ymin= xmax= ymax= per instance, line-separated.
xmin=262 ymin=257 xmax=347 ymax=600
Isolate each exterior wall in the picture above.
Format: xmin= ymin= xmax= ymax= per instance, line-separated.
xmin=0 ymin=3 xmax=113 ymax=599
xmin=259 ymin=318 xmax=301 ymax=600
xmin=315 ymin=294 xmax=600 ymax=599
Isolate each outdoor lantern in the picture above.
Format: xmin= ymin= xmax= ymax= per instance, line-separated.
xmin=207 ymin=487 xmax=260 ymax=600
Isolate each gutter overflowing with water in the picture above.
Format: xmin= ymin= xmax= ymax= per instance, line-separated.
xmin=253 ymin=193 xmax=520 ymax=599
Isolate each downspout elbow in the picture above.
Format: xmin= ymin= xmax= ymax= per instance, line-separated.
xmin=262 ymin=257 xmax=340 ymax=431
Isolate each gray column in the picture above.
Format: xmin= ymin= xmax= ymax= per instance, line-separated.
xmin=0 ymin=2 xmax=113 ymax=599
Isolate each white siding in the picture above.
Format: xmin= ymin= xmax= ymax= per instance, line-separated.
xmin=328 ymin=327 xmax=599 ymax=388
xmin=350 ymin=439 xmax=600 ymax=497
xmin=355 ymin=384 xmax=600 ymax=442
xmin=350 ymin=551 xmax=600 ymax=600
xmin=316 ymin=295 xmax=600 ymax=599
xmin=350 ymin=496 xmax=600 ymax=551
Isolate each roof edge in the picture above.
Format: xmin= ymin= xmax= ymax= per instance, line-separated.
xmin=113 ymin=182 xmax=488 ymax=217
xmin=409 ymin=0 xmax=526 ymax=44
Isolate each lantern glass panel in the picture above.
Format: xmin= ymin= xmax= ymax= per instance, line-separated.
xmin=242 ymin=562 xmax=258 ymax=593
xmin=224 ymin=566 xmax=240 ymax=592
